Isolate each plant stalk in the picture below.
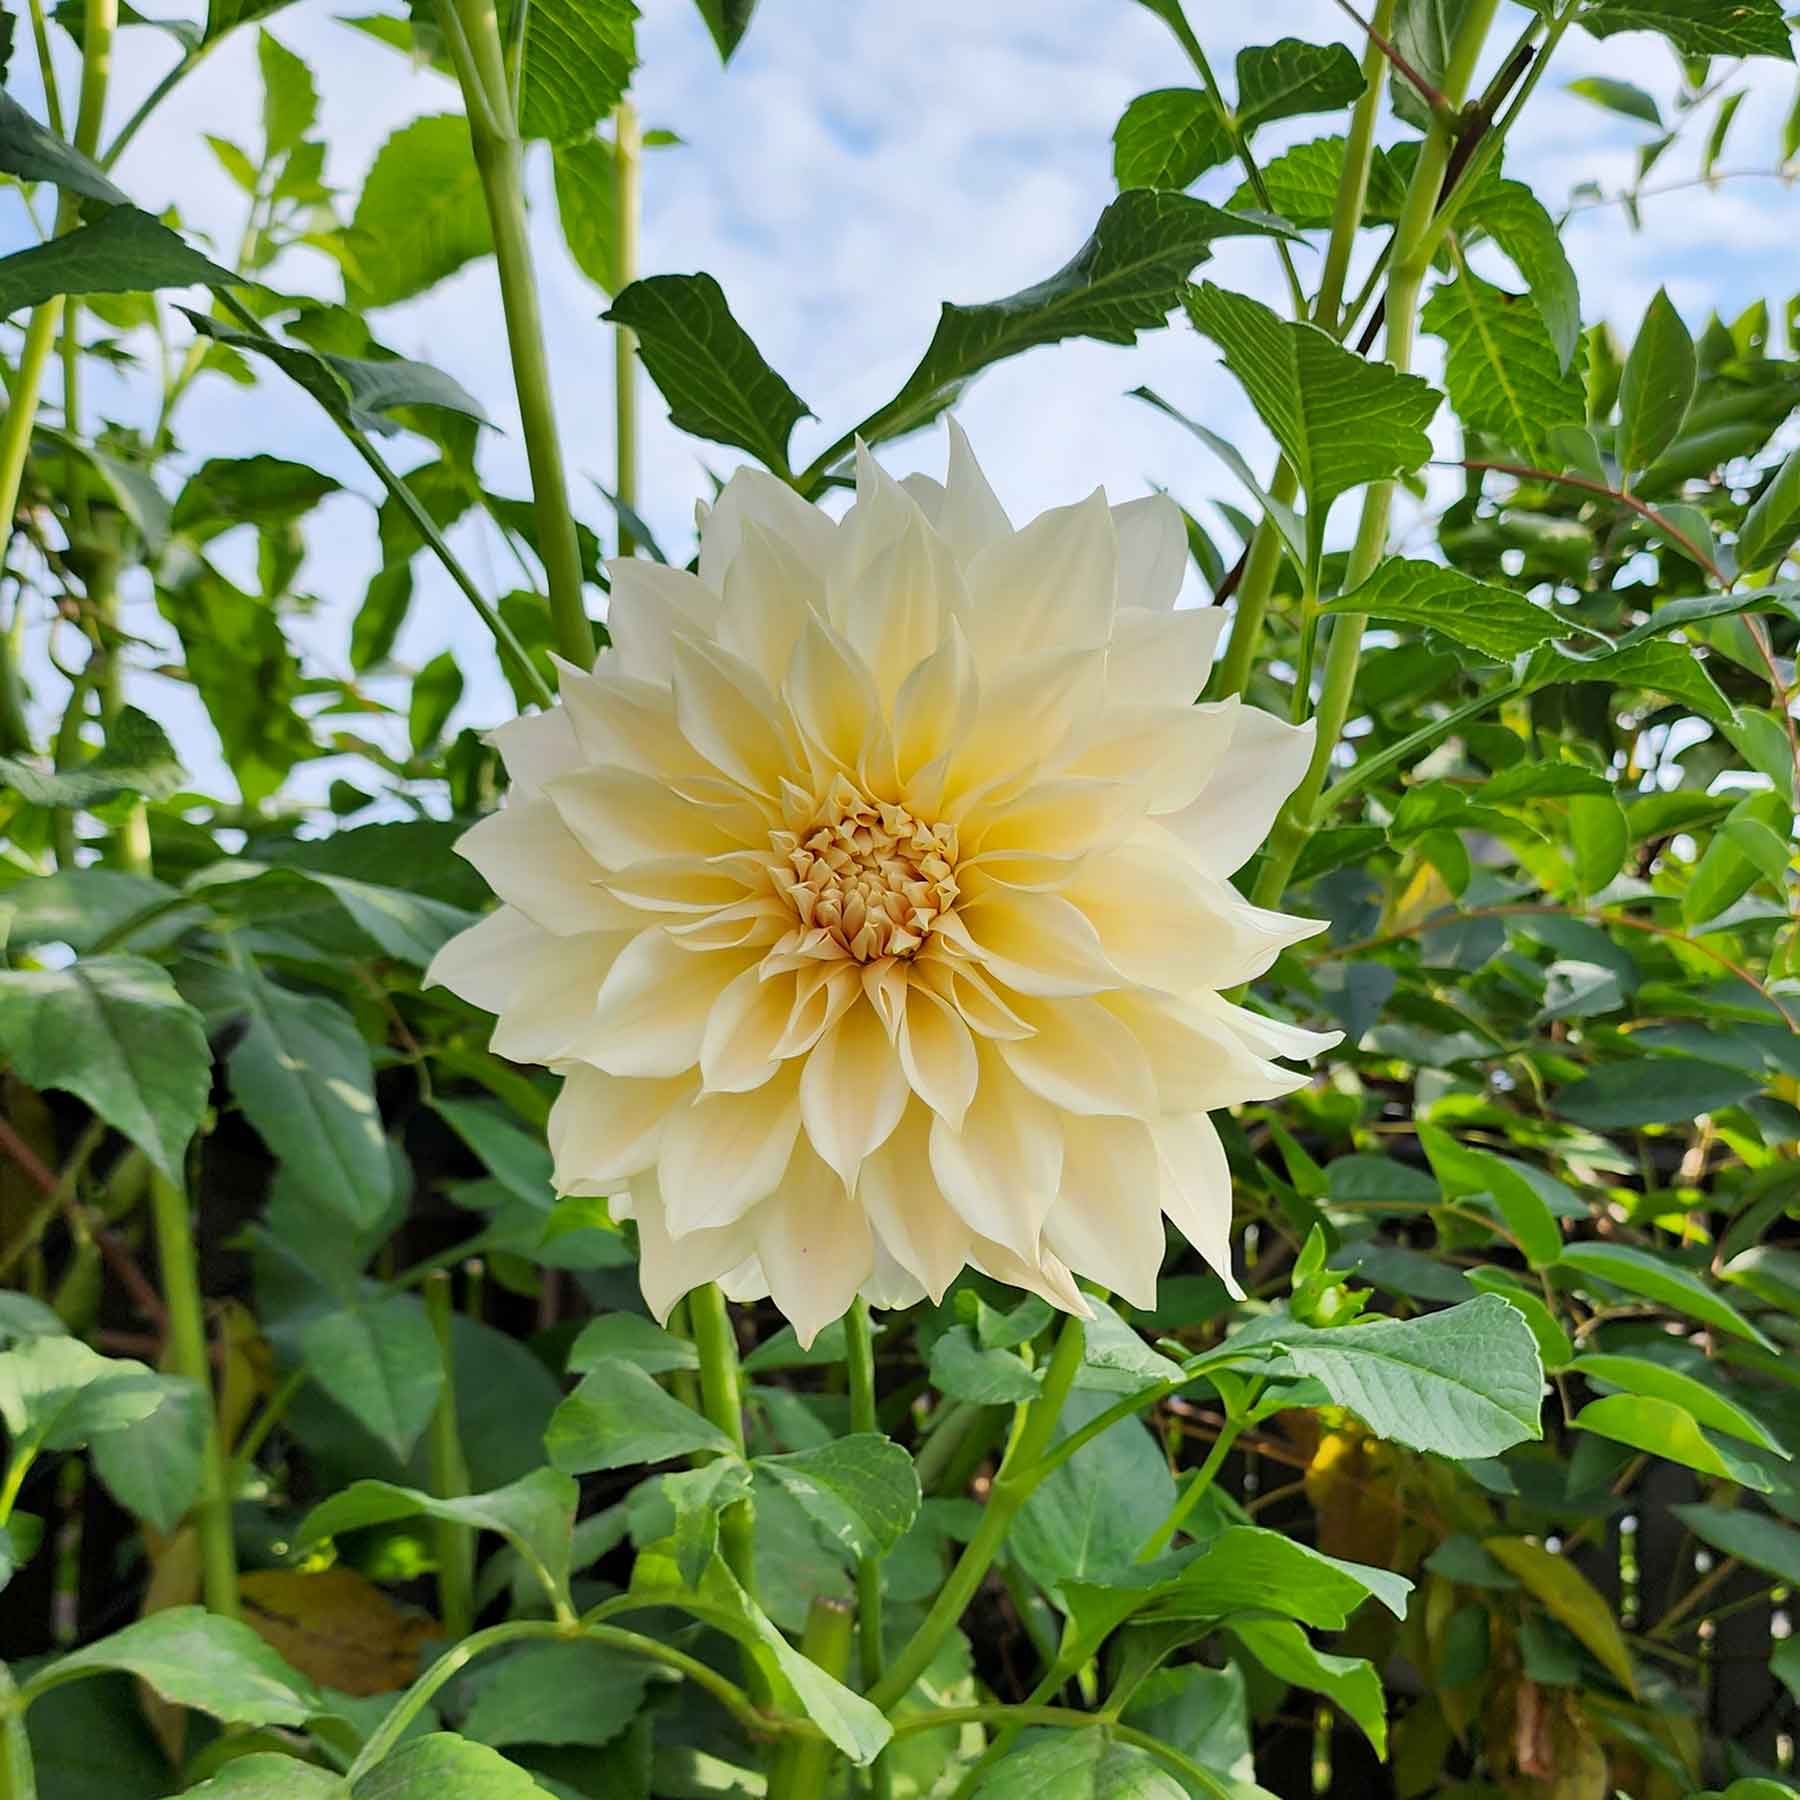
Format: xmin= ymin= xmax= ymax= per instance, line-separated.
xmin=146 ymin=1173 xmax=238 ymax=1618
xmin=686 ymin=1283 xmax=756 ymax=1601
xmin=613 ymin=99 xmax=640 ymax=557
xmin=0 ymin=1664 xmax=37 ymax=1800
xmin=768 ymin=1596 xmax=854 ymax=1800
xmin=424 ymin=1271 xmax=475 ymax=1642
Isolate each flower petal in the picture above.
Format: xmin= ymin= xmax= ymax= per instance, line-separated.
xmin=1112 ymin=493 xmax=1188 ymax=611
xmin=998 ymin=994 xmax=1156 ymax=1118
xmin=659 ymin=1063 xmax=803 ymax=1234
xmin=893 ymin=615 xmax=979 ymax=788
xmin=800 ymin=995 xmax=909 ymax=1187
xmin=699 ymin=466 xmax=840 ymax=592
xmin=556 ymin=664 xmax=721 ymax=787
xmin=575 ymin=929 xmax=757 ymax=1076
xmin=841 ymin=510 xmax=965 ymax=713
xmin=630 ymin=1172 xmax=759 ymax=1324
xmin=549 ymin=1065 xmax=695 ymax=1189
xmin=547 ymin=764 xmax=760 ymax=870
xmin=928 ymin=1041 xmax=1061 ymax=1260
xmin=668 ymin=631 xmax=794 ymax=799
xmin=755 ymin=1140 xmax=873 ymax=1349
xmin=784 ymin=614 xmax=888 ymax=785
xmin=491 ymin=932 xmax=631 ymax=1064
xmin=1152 ymin=1111 xmax=1244 ymax=1298
xmin=936 ymin=417 xmax=1013 ymax=563
xmin=1045 ymin=1114 xmax=1165 ymax=1308
xmin=962 ymin=486 xmax=1116 ymax=666
xmin=701 ymin=965 xmax=802 ymax=1093
xmin=1164 ymin=707 xmax=1315 ymax=876
xmin=605 ymin=562 xmax=722 ymax=684
xmin=426 ymin=903 xmax=546 ymax=1016
xmin=857 ymin=1103 xmax=971 ymax=1303
xmin=487 ymin=706 xmax=581 ymax=796
xmin=456 ymin=798 xmax=637 ymax=935
xmin=949 ymin=886 xmax=1121 ymax=997
xmin=897 ymin=981 xmax=979 ymax=1128
xmin=717 ymin=518 xmax=825 ymax=689
xmin=1106 ymin=605 xmax=1228 ymax=708
xmin=1104 ymin=989 xmax=1314 ymax=1113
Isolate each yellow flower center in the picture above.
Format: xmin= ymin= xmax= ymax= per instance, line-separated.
xmin=775 ymin=774 xmax=959 ymax=962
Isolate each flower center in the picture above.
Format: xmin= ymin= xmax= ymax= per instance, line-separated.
xmin=776 ymin=774 xmax=959 ymax=962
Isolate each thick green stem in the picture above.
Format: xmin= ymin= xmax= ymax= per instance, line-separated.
xmin=769 ymin=1597 xmax=854 ymax=1800
xmin=0 ymin=1665 xmax=37 ymax=1800
xmin=1250 ymin=0 xmax=1503 ymax=912
xmin=439 ymin=0 xmax=592 ymax=668
xmin=147 ymin=1173 xmax=237 ymax=1618
xmin=613 ymin=100 xmax=640 ymax=557
xmin=687 ymin=1283 xmax=756 ymax=1600
xmin=868 ymin=1317 xmax=1086 ymax=1713
xmin=1208 ymin=460 xmax=1298 ymax=702
xmin=843 ymin=1300 xmax=893 ymax=1800
xmin=424 ymin=1272 xmax=475 ymax=1642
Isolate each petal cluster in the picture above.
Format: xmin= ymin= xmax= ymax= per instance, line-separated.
xmin=429 ymin=427 xmax=1337 ymax=1343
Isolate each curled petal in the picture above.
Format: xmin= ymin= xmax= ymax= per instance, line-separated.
xmin=577 ymin=930 xmax=757 ymax=1077
xmin=659 ymin=1063 xmax=803 ymax=1234
xmin=859 ymin=1104 xmax=972 ymax=1303
xmin=928 ymin=1042 xmax=1061 ymax=1261
xmin=550 ymin=1066 xmax=695 ymax=1189
xmin=1044 ymin=1114 xmax=1165 ymax=1309
xmin=800 ymin=996 xmax=909 ymax=1187
xmin=1152 ymin=1111 xmax=1245 ymax=1299
xmin=701 ymin=964 xmax=803 ymax=1093
xmin=1112 ymin=493 xmax=1188 ymax=612
xmin=630 ymin=1173 xmax=758 ymax=1325
xmin=457 ymin=798 xmax=637 ymax=935
xmin=755 ymin=1141 xmax=874 ymax=1348
xmin=1164 ymin=708 xmax=1316 ymax=877
xmin=897 ymin=982 xmax=979 ymax=1128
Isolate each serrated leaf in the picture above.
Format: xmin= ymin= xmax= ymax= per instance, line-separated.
xmin=1227 ymin=134 xmax=1410 ymax=228
xmin=1235 ymin=37 xmax=1364 ymax=132
xmin=0 ymin=206 xmax=241 ymax=316
xmin=755 ymin=1434 xmax=921 ymax=1558
xmin=1390 ymin=0 xmax=1481 ymax=130
xmin=566 ymin=1313 xmax=698 ymax=1376
xmin=1422 ymin=271 xmax=1587 ymax=461
xmin=1554 ymin=1241 xmax=1773 ymax=1347
xmin=345 ymin=115 xmax=490 ymax=309
xmin=1185 ymin=282 xmax=1439 ymax=529
xmin=546 ymin=1359 xmax=734 ymax=1472
xmin=301 ymin=1296 xmax=443 ymax=1462
xmin=0 ymin=705 xmax=185 ymax=808
xmin=1464 ymin=178 xmax=1581 ymax=371
xmin=1149 ymin=1525 xmax=1412 ymax=1626
xmin=0 ymin=89 xmax=129 ymax=205
xmin=604 ymin=272 xmax=811 ymax=477
xmin=1111 ymin=89 xmax=1228 ymax=190
xmin=693 ymin=0 xmax=756 ymax=59
xmin=850 ymin=191 xmax=1299 ymax=453
xmin=0 ymin=1337 xmax=167 ymax=1451
xmin=928 ymin=1325 xmax=1041 ymax=1403
xmin=509 ymin=0 xmax=636 ymax=143
xmin=0 ymin=955 xmax=209 ymax=1183
xmin=552 ymin=136 xmax=618 ymax=292
xmin=1619 ymin=287 xmax=1695 ymax=477
xmin=1579 ymin=0 xmax=1794 ymax=61
xmin=1522 ymin=636 xmax=1734 ymax=723
xmin=1327 ymin=557 xmax=1564 ymax=659
xmin=1482 ymin=1537 xmax=1637 ymax=1692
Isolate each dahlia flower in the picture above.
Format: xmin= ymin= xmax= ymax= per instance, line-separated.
xmin=428 ymin=427 xmax=1337 ymax=1343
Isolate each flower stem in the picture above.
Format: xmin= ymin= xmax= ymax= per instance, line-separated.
xmin=146 ymin=1172 xmax=238 ymax=1618
xmin=868 ymin=1315 xmax=1086 ymax=1713
xmin=424 ymin=1271 xmax=475 ymax=1643
xmin=613 ymin=99 xmax=641 ymax=557
xmin=0 ymin=1664 xmax=37 ymax=1800
xmin=843 ymin=1299 xmax=893 ymax=1799
xmin=437 ymin=0 xmax=593 ymax=668
xmin=1135 ymin=1376 xmax=1265 ymax=1561
xmin=687 ymin=1283 xmax=756 ymax=1600
xmin=768 ymin=1596 xmax=854 ymax=1800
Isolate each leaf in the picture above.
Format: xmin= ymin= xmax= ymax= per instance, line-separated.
xmin=566 ymin=1313 xmax=699 ymax=1376
xmin=89 ymin=1373 xmax=209 ymax=1533
xmin=409 ymin=649 xmax=464 ymax=750
xmin=0 ymin=1293 xmax=68 ymax=1345
xmin=1739 ymin=445 xmax=1800 ymax=569
xmin=604 ymin=273 xmax=812 ymax=477
xmin=461 ymin=1640 xmax=651 ymax=1749
xmin=0 ymin=206 xmax=242 ymax=316
xmin=1266 ymin=1294 xmax=1545 ymax=1459
xmin=345 ymin=116 xmax=490 ymax=309
xmin=1417 ymin=1127 xmax=1562 ymax=1267
xmin=1465 ymin=1271 xmax=1574 ymax=1372
xmin=215 ymin=962 xmax=394 ymax=1229
xmin=1671 ymin=1503 xmax=1800 ymax=1588
xmin=1482 ymin=1537 xmax=1637 ymax=1693
xmin=257 ymin=29 xmax=317 ymax=156
xmin=1578 ymin=0 xmax=1794 ymax=61
xmin=186 ymin=1756 xmax=343 ymax=1798
xmin=1112 ymin=90 xmax=1228 ymax=190
xmin=661 ymin=1458 xmax=753 ymax=1587
xmin=1566 ymin=76 xmax=1664 ymax=127
xmin=1618 ymin=288 xmax=1696 ymax=478
xmin=1421 ymin=271 xmax=1587 ymax=462
xmin=1184 ymin=282 xmax=1439 ymax=526
xmin=552 ymin=136 xmax=618 ymax=293
xmin=545 ymin=1360 xmax=735 ymax=1472
xmin=1151 ymin=1525 xmax=1412 ymax=1626
xmin=1522 ymin=637 xmax=1735 ymax=724
xmin=0 ymin=704 xmax=186 ymax=809
xmin=355 ymin=1734 xmax=555 ymax=1799
xmin=1554 ymin=1242 xmax=1773 ymax=1348
xmin=1227 ymin=133 xmax=1410 ymax=228
xmin=1237 ymin=36 xmax=1364 ymax=130
xmin=1685 ymin=788 xmax=1793 ymax=925
xmin=0 ymin=1337 xmax=166 ymax=1451
xmin=1572 ymin=1394 xmax=1774 ymax=1489
xmin=1077 ymin=1299 xmax=1184 ymax=1394
xmin=171 ymin=454 xmax=339 ymax=540
xmin=203 ymin=0 xmax=294 ymax=41
xmin=1327 ymin=558 xmax=1567 ymax=660
xmin=238 ymin=1567 xmax=438 ymax=1697
xmin=692 ymin=0 xmax=756 ymax=60
xmin=301 ymin=1296 xmax=444 ymax=1462
xmin=1121 ymin=1664 xmax=1254 ymax=1791
xmin=0 ymin=89 xmax=129 ymax=205
xmin=25 ymin=1607 xmax=324 ymax=1726
xmin=1389 ymin=0 xmax=1481 ymax=130
xmin=754 ymin=1435 xmax=921 ymax=1559
xmin=1463 ymin=178 xmax=1581 ymax=372
xmin=853 ymin=191 xmax=1300 ymax=451
xmin=971 ymin=1731 xmax=1184 ymax=1800
xmin=1228 ymin=1618 xmax=1387 ymax=1755
xmin=1552 ymin=1056 xmax=1763 ymax=1132
xmin=928 ymin=1325 xmax=1042 ymax=1404
xmin=0 ymin=955 xmax=209 ymax=1183
xmin=1568 ymin=794 xmax=1629 ymax=896
xmin=300 ymin=1468 xmax=579 ymax=1614
xmin=510 ymin=0 xmax=636 ymax=144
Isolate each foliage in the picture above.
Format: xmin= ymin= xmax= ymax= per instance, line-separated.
xmin=3 ymin=2 xmax=1800 ymax=1799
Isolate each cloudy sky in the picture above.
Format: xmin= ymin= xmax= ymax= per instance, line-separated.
xmin=7 ymin=0 xmax=1798 ymax=799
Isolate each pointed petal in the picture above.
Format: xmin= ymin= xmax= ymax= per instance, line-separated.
xmin=1152 ymin=1111 xmax=1244 ymax=1298
xmin=897 ymin=981 xmax=979 ymax=1128
xmin=950 ymin=886 xmax=1121 ymax=997
xmin=457 ymin=798 xmax=637 ymax=934
xmin=699 ymin=466 xmax=839 ymax=592
xmin=630 ymin=1172 xmax=759 ymax=1324
xmin=576 ymin=929 xmax=757 ymax=1076
xmin=841 ymin=511 xmax=965 ymax=713
xmin=962 ymin=487 xmax=1116 ymax=666
xmin=892 ymin=614 xmax=979 ymax=788
xmin=1112 ymin=493 xmax=1188 ymax=611
xmin=1061 ymin=699 xmax=1239 ymax=815
xmin=426 ymin=904 xmax=547 ymax=1015
xmin=717 ymin=518 xmax=826 ymax=689
xmin=546 ymin=764 xmax=759 ymax=870
xmin=1045 ymin=1114 xmax=1165 ymax=1308
xmin=490 ymin=932 xmax=630 ymax=1064
xmin=605 ymin=562 xmax=722 ymax=683
xmin=998 ymin=994 xmax=1156 ymax=1118
xmin=549 ymin=1066 xmax=694 ymax=1189
xmin=755 ymin=1140 xmax=873 ymax=1349
xmin=486 ymin=706 xmax=581 ymax=796
xmin=799 ymin=996 xmax=909 ymax=1187
xmin=701 ymin=965 xmax=802 ymax=1093
xmin=784 ymin=613 xmax=889 ymax=783
xmin=1104 ymin=989 xmax=1315 ymax=1113
xmin=1164 ymin=708 xmax=1315 ymax=876
xmin=859 ymin=1102 xmax=973 ymax=1302
xmin=668 ymin=631 xmax=794 ymax=798
xmin=1107 ymin=605 xmax=1227 ymax=707
xmin=936 ymin=418 xmax=1012 ymax=563
xmin=660 ymin=1064 xmax=804 ymax=1234
xmin=557 ymin=664 xmax=720 ymax=787
xmin=928 ymin=1041 xmax=1061 ymax=1260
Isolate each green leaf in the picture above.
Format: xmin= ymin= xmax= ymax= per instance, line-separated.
xmin=1553 ymin=1055 xmax=1763 ymax=1132
xmin=1721 ymin=1245 xmax=1800 ymax=1317
xmin=1389 ymin=0 xmax=1482 ymax=130
xmin=354 ymin=1733 xmax=555 ymax=1798
xmin=661 ymin=1458 xmax=753 ymax=1587
xmin=604 ymin=272 xmax=812 ymax=477
xmin=461 ymin=1640 xmax=651 ymax=1750
xmin=257 ymin=28 xmax=316 ymax=156
xmin=1266 ymin=1294 xmax=1545 ymax=1459
xmin=1236 ymin=37 xmax=1364 ymax=132
xmin=1464 ymin=1271 xmax=1573 ymax=1372
xmin=185 ymin=1755 xmax=343 ymax=1798
xmin=1618 ymin=288 xmax=1696 ymax=477
xmin=1568 ymin=794 xmax=1629 ymax=896
xmin=1574 ymin=1353 xmax=1784 ymax=1450
xmin=1572 ymin=1394 xmax=1774 ymax=1490
xmin=25 ymin=1607 xmax=323 ymax=1726
xmin=1417 ymin=1127 xmax=1562 ymax=1267
xmin=203 ymin=0 xmax=293 ymax=42
xmin=1482 ymin=1537 xmax=1636 ymax=1693
xmin=0 ymin=89 xmax=129 ymax=205
xmin=1120 ymin=1664 xmax=1254 ymax=1792
xmin=552 ymin=136 xmax=619 ymax=293
xmin=214 ymin=962 xmax=394 ymax=1229
xmin=1522 ymin=636 xmax=1734 ymax=724
xmin=88 ymin=1373 xmax=208 ymax=1533
xmin=928 ymin=1325 xmax=1041 ymax=1404
xmin=1554 ymin=1242 xmax=1773 ymax=1347
xmin=1077 ymin=1299 xmax=1184 ymax=1394
xmin=1325 ymin=557 xmax=1565 ymax=660
xmin=1421 ymin=271 xmax=1587 ymax=461
xmin=566 ymin=1313 xmax=699 ymax=1377
xmin=1184 ymin=282 xmax=1439 ymax=527
xmin=0 ymin=206 xmax=242 ymax=316
xmin=692 ymin=0 xmax=756 ymax=60
xmin=1111 ymin=89 xmax=1228 ymax=190
xmin=1740 ymin=447 xmax=1800 ymax=570
xmin=1685 ymin=788 xmax=1793 ymax=925
xmin=971 ymin=1731 xmax=1184 ymax=1800
xmin=409 ymin=649 xmax=464 ymax=750
xmin=546 ymin=1360 xmax=735 ymax=1472
xmin=1579 ymin=0 xmax=1794 ymax=61
xmin=0 ymin=705 xmax=186 ymax=808
xmin=1424 ymin=1534 xmax=1520 ymax=1590
xmin=300 ymin=1468 xmax=579 ymax=1613
xmin=301 ymin=1296 xmax=444 ymax=1462
xmin=345 ymin=116 xmax=491 ymax=309
xmin=510 ymin=0 xmax=636 ymax=143
xmin=1672 ymin=1503 xmax=1800 ymax=1588
xmin=754 ymin=1435 xmax=921 ymax=1559
xmin=1151 ymin=1525 xmax=1411 ymax=1626
xmin=0 ymin=1337 xmax=166 ymax=1451
xmin=171 ymin=454 xmax=339 ymax=540
xmin=852 ymin=191 xmax=1300 ymax=452
xmin=1464 ymin=177 xmax=1582 ymax=371
xmin=1228 ymin=1617 xmax=1387 ymax=1755
xmin=1227 ymin=134 xmax=1410 ymax=228
xmin=1566 ymin=76 xmax=1664 ymax=128
xmin=0 ymin=1293 xmax=68 ymax=1346
xmin=0 ymin=954 xmax=208 ymax=1183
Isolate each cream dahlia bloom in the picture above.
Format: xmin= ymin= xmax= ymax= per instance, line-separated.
xmin=428 ymin=427 xmax=1337 ymax=1343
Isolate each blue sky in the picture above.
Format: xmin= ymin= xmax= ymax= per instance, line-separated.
xmin=8 ymin=0 xmax=1799 ymax=800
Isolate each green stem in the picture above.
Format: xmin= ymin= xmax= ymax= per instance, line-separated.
xmin=613 ymin=99 xmax=640 ymax=558
xmin=868 ymin=1316 xmax=1086 ymax=1713
xmin=0 ymin=1664 xmax=37 ymax=1800
xmin=910 ymin=1399 xmax=981 ymax=1494
xmin=0 ymin=1451 xmax=35 ymax=1529
xmin=1250 ymin=0 xmax=1503 ymax=913
xmin=687 ymin=1283 xmax=756 ymax=1600
xmin=768 ymin=1596 xmax=854 ymax=1800
xmin=100 ymin=42 xmax=219 ymax=171
xmin=0 ymin=595 xmax=31 ymax=757
xmin=438 ymin=0 xmax=592 ymax=668
xmin=228 ymin=1362 xmax=307 ymax=1481
xmin=1208 ymin=461 xmax=1298 ymax=702
xmin=1135 ymin=1377 xmax=1265 ymax=1561
xmin=424 ymin=1272 xmax=475 ymax=1642
xmin=147 ymin=1172 xmax=237 ymax=1618
xmin=843 ymin=1300 xmax=893 ymax=1800
xmin=1320 ymin=678 xmax=1525 ymax=810
xmin=1314 ymin=0 xmax=1398 ymax=332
